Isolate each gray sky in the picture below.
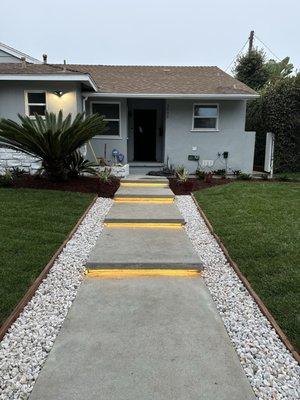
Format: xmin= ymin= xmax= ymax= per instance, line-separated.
xmin=1 ymin=0 xmax=299 ymax=72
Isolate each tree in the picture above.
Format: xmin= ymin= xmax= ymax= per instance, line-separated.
xmin=247 ymin=74 xmax=300 ymax=172
xmin=264 ymin=57 xmax=294 ymax=83
xmin=234 ymin=49 xmax=269 ymax=90
xmin=0 ymin=111 xmax=107 ymax=181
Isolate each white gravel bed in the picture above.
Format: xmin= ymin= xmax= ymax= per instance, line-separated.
xmin=176 ymin=195 xmax=300 ymax=400
xmin=0 ymin=197 xmax=113 ymax=400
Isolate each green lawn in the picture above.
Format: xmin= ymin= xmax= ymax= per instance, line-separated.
xmin=0 ymin=189 xmax=94 ymax=325
xmin=194 ymin=182 xmax=300 ymax=350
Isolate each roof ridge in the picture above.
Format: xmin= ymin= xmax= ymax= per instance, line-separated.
xmin=54 ymin=64 xmax=218 ymax=68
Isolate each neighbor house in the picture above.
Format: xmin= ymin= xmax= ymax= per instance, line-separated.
xmin=0 ymin=43 xmax=259 ymax=174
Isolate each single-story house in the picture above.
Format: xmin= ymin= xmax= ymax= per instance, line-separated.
xmin=0 ymin=43 xmax=259 ymax=174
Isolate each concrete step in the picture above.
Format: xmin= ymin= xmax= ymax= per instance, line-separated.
xmin=86 ymin=227 xmax=202 ymax=270
xmin=122 ymin=175 xmax=169 ymax=184
xmin=114 ymin=186 xmax=175 ymax=202
xmin=104 ymin=202 xmax=185 ymax=225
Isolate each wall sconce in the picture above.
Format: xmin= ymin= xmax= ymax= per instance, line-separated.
xmin=54 ymin=90 xmax=64 ymax=97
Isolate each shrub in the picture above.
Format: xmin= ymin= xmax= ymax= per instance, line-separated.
xmin=98 ymin=168 xmax=112 ymax=183
xmin=68 ymin=150 xmax=98 ymax=178
xmin=238 ymin=173 xmax=252 ymax=180
xmin=278 ymin=174 xmax=291 ymax=182
xmin=195 ymin=169 xmax=206 ymax=180
xmin=0 ymin=111 xmax=107 ymax=181
xmin=175 ymin=166 xmax=189 ymax=182
xmin=10 ymin=166 xmax=27 ymax=178
xmin=213 ymin=169 xmax=226 ymax=177
xmin=247 ymin=74 xmax=300 ymax=172
xmin=232 ymin=169 xmax=241 ymax=177
xmin=0 ymin=170 xmax=13 ymax=187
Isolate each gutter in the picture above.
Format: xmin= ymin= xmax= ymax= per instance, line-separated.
xmin=81 ymin=92 xmax=259 ymax=100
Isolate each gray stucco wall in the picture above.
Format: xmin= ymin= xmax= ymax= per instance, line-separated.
xmin=0 ymin=81 xmax=82 ymax=121
xmin=165 ymin=99 xmax=255 ymax=173
xmin=0 ymin=81 xmax=82 ymax=172
xmin=0 ymin=82 xmax=256 ymax=173
xmin=85 ymin=97 xmax=128 ymax=164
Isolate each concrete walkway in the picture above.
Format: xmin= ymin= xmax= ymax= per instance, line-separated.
xmin=29 ymin=176 xmax=255 ymax=400
xmin=30 ymin=278 xmax=255 ymax=400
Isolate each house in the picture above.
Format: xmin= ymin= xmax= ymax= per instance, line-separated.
xmin=0 ymin=43 xmax=259 ymax=175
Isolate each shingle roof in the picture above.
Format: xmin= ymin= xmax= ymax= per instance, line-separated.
xmin=0 ymin=63 xmax=80 ymax=75
xmin=0 ymin=63 xmax=257 ymax=95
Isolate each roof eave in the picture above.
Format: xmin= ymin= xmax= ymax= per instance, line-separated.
xmin=81 ymin=92 xmax=259 ymax=100
xmin=0 ymin=74 xmax=98 ymax=91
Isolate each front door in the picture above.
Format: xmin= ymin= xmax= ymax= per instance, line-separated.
xmin=133 ymin=109 xmax=157 ymax=161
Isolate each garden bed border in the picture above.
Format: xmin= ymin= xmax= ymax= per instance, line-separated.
xmin=0 ymin=195 xmax=98 ymax=342
xmin=190 ymin=193 xmax=300 ymax=364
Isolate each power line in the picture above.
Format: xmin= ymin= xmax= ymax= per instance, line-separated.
xmin=254 ymin=34 xmax=281 ymax=60
xmin=225 ymin=38 xmax=249 ymax=72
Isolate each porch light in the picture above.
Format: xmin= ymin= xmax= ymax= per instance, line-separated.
xmin=54 ymin=90 xmax=64 ymax=97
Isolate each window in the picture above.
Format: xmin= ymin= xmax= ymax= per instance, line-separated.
xmin=91 ymin=102 xmax=121 ymax=137
xmin=25 ymin=91 xmax=46 ymax=117
xmin=192 ymin=104 xmax=219 ymax=130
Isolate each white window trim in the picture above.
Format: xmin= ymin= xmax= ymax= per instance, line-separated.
xmin=191 ymin=103 xmax=219 ymax=132
xmin=90 ymin=101 xmax=122 ymax=139
xmin=24 ymin=90 xmax=47 ymax=119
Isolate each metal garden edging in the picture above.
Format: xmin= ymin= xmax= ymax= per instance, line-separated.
xmin=190 ymin=193 xmax=300 ymax=364
xmin=0 ymin=195 xmax=98 ymax=342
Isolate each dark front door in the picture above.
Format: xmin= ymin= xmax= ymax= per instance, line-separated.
xmin=134 ymin=109 xmax=157 ymax=161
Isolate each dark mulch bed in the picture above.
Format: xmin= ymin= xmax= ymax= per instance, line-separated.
xmin=11 ymin=175 xmax=120 ymax=198
xmin=168 ymin=177 xmax=231 ymax=195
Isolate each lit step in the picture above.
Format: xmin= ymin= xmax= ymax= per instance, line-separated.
xmin=86 ymin=227 xmax=202 ymax=270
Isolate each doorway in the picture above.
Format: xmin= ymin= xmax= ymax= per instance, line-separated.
xmin=133 ymin=109 xmax=157 ymax=161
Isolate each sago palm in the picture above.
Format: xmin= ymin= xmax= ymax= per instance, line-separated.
xmin=0 ymin=111 xmax=106 ymax=181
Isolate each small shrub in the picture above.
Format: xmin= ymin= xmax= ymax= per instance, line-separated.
xmin=238 ymin=173 xmax=252 ymax=180
xmin=10 ymin=166 xmax=27 ymax=178
xmin=175 ymin=166 xmax=189 ymax=182
xmin=68 ymin=151 xmax=98 ymax=178
xmin=0 ymin=170 xmax=13 ymax=187
xmin=278 ymin=174 xmax=291 ymax=182
xmin=213 ymin=169 xmax=226 ymax=177
xmin=232 ymin=169 xmax=241 ymax=177
xmin=195 ymin=169 xmax=206 ymax=180
xmin=261 ymin=173 xmax=269 ymax=180
xmin=98 ymin=168 xmax=112 ymax=183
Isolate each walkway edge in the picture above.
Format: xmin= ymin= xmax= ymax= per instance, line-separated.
xmin=190 ymin=193 xmax=300 ymax=364
xmin=0 ymin=195 xmax=98 ymax=342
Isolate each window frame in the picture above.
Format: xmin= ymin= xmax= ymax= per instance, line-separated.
xmin=24 ymin=90 xmax=47 ymax=119
xmin=90 ymin=101 xmax=122 ymax=139
xmin=191 ymin=103 xmax=219 ymax=132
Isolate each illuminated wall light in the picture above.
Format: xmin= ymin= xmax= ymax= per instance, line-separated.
xmin=54 ymin=90 xmax=64 ymax=97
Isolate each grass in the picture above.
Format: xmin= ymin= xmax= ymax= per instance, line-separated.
xmin=194 ymin=181 xmax=300 ymax=350
xmin=0 ymin=188 xmax=94 ymax=326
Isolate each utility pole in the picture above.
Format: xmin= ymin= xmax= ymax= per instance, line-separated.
xmin=248 ymin=30 xmax=254 ymax=53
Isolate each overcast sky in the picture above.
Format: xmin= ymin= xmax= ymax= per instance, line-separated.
xmin=1 ymin=0 xmax=299 ymax=73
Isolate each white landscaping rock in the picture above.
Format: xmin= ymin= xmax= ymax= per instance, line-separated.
xmin=0 ymin=198 xmax=113 ymax=400
xmin=176 ymin=195 xmax=300 ymax=400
